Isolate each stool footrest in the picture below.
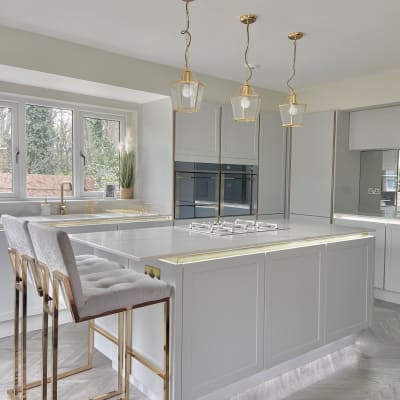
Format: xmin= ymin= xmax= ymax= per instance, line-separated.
xmin=127 ymin=348 xmax=166 ymax=379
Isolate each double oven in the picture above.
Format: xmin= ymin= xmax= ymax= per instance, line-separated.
xmin=174 ymin=161 xmax=257 ymax=219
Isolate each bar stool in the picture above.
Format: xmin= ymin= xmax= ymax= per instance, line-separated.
xmin=2 ymin=215 xmax=124 ymax=400
xmin=2 ymin=215 xmax=38 ymax=399
xmin=28 ymin=222 xmax=171 ymax=400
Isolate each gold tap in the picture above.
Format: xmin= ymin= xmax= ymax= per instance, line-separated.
xmin=60 ymin=182 xmax=73 ymax=215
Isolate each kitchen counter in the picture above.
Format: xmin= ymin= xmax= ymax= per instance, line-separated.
xmin=0 ymin=212 xmax=172 ymax=230
xmin=71 ymin=219 xmax=370 ymax=262
xmin=335 ymin=212 xmax=400 ymax=225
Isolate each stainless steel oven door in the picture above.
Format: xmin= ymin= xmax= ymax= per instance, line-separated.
xmin=220 ymin=165 xmax=257 ymax=217
xmin=175 ymin=170 xmax=219 ymax=219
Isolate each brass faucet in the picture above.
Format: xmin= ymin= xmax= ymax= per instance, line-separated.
xmin=60 ymin=182 xmax=73 ymax=215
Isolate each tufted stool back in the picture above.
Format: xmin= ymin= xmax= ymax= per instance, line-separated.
xmin=2 ymin=214 xmax=35 ymax=259
xmin=28 ymin=223 xmax=85 ymax=310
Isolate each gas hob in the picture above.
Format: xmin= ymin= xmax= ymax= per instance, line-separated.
xmin=181 ymin=219 xmax=279 ymax=236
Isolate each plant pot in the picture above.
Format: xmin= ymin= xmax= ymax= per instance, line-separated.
xmin=120 ymin=187 xmax=133 ymax=199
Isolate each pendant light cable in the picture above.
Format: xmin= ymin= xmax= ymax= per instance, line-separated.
xmin=244 ymin=21 xmax=253 ymax=84
xmin=181 ymin=0 xmax=192 ymax=70
xmin=286 ymin=38 xmax=297 ymax=96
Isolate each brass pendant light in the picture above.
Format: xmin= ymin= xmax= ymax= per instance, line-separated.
xmin=170 ymin=0 xmax=204 ymax=113
xmin=231 ymin=14 xmax=261 ymax=122
xmin=279 ymin=32 xmax=306 ymax=127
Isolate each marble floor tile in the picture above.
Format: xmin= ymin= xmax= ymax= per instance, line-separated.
xmin=1 ymin=300 xmax=400 ymax=399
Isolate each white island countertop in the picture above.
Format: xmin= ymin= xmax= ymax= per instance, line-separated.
xmin=70 ymin=219 xmax=372 ymax=263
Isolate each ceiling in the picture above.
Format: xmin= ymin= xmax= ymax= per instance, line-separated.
xmin=0 ymin=0 xmax=398 ymax=92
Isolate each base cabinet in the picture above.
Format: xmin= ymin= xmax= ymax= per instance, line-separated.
xmin=384 ymin=224 xmax=400 ymax=293
xmin=182 ymin=255 xmax=265 ymax=399
xmin=177 ymin=237 xmax=373 ymax=399
xmin=325 ymin=239 xmax=372 ymax=341
xmin=265 ymin=245 xmax=325 ymax=368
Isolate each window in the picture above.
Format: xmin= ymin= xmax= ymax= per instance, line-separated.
xmin=0 ymin=107 xmax=13 ymax=193
xmin=25 ymin=104 xmax=73 ymax=198
xmin=82 ymin=116 xmax=121 ymax=193
xmin=0 ymin=94 xmax=129 ymax=200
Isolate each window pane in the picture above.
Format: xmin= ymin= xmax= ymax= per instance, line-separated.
xmin=83 ymin=117 xmax=120 ymax=192
xmin=26 ymin=105 xmax=73 ymax=197
xmin=0 ymin=107 xmax=13 ymax=193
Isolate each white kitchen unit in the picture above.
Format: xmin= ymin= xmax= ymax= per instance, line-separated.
xmin=258 ymin=112 xmax=285 ymax=216
xmin=334 ymin=216 xmax=385 ymax=289
xmin=71 ymin=221 xmax=374 ymax=400
xmin=384 ymin=223 xmax=400 ymax=293
xmin=175 ymin=102 xmax=221 ymax=163
xmin=220 ymin=105 xmax=259 ymax=165
xmin=349 ymin=105 xmax=400 ymax=150
xmin=265 ymin=244 xmax=325 ymax=368
xmin=290 ymin=111 xmax=335 ymax=218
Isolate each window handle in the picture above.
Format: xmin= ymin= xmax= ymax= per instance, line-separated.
xmin=15 ymin=150 xmax=20 ymax=164
xmin=80 ymin=151 xmax=86 ymax=166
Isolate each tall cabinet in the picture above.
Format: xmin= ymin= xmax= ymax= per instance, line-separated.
xmin=174 ymin=102 xmax=285 ymax=218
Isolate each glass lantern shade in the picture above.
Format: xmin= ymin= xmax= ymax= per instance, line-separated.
xmin=170 ymin=69 xmax=204 ymax=113
xmin=231 ymin=84 xmax=261 ymax=122
xmin=279 ymin=96 xmax=306 ymax=127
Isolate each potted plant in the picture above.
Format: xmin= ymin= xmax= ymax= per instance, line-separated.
xmin=119 ymin=144 xmax=134 ymax=199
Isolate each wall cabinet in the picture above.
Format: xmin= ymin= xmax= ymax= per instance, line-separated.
xmin=175 ymin=102 xmax=221 ymax=163
xmin=220 ymin=105 xmax=259 ymax=165
xmin=349 ymin=106 xmax=400 ymax=150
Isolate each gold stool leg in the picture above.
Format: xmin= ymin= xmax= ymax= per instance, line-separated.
xmin=52 ymin=279 xmax=60 ymax=400
xmin=117 ymin=313 xmax=124 ymax=394
xmin=42 ymin=268 xmax=50 ymax=400
xmin=124 ymin=310 xmax=133 ymax=400
xmin=13 ymin=269 xmax=20 ymax=399
xmin=21 ymin=259 xmax=28 ymax=400
xmin=164 ymin=300 xmax=170 ymax=400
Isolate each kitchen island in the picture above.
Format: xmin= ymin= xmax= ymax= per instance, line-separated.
xmin=71 ymin=220 xmax=375 ymax=400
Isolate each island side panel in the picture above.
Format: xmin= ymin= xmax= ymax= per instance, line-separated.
xmin=325 ymin=236 xmax=374 ymax=342
xmin=181 ymin=254 xmax=265 ymax=400
xmin=264 ymin=244 xmax=326 ymax=368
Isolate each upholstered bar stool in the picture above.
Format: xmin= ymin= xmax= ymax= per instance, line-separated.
xmin=28 ymin=222 xmax=171 ymax=400
xmin=2 ymin=214 xmax=39 ymax=399
xmin=2 ymin=215 xmax=125 ymax=400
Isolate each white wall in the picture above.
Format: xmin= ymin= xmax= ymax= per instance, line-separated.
xmin=300 ymin=68 xmax=400 ymax=112
xmin=0 ymin=25 xmax=284 ymax=111
xmin=136 ymin=98 xmax=174 ymax=215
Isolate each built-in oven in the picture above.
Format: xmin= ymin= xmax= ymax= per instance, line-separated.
xmin=174 ymin=162 xmax=219 ymax=219
xmin=220 ymin=164 xmax=257 ymax=217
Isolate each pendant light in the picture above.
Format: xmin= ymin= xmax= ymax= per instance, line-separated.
xmin=279 ymin=32 xmax=306 ymax=127
xmin=170 ymin=0 xmax=204 ymax=113
xmin=231 ymin=14 xmax=261 ymax=122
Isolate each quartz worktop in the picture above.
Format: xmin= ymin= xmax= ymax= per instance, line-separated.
xmin=0 ymin=212 xmax=172 ymax=230
xmin=70 ymin=219 xmax=371 ymax=262
xmin=335 ymin=213 xmax=400 ymax=225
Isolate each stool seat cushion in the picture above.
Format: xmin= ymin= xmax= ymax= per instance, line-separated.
xmin=78 ymin=268 xmax=171 ymax=319
xmin=76 ymin=254 xmax=123 ymax=276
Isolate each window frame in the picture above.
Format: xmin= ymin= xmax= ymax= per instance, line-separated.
xmin=0 ymin=101 xmax=20 ymax=199
xmin=77 ymin=110 xmax=126 ymax=198
xmin=0 ymin=92 xmax=130 ymax=200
